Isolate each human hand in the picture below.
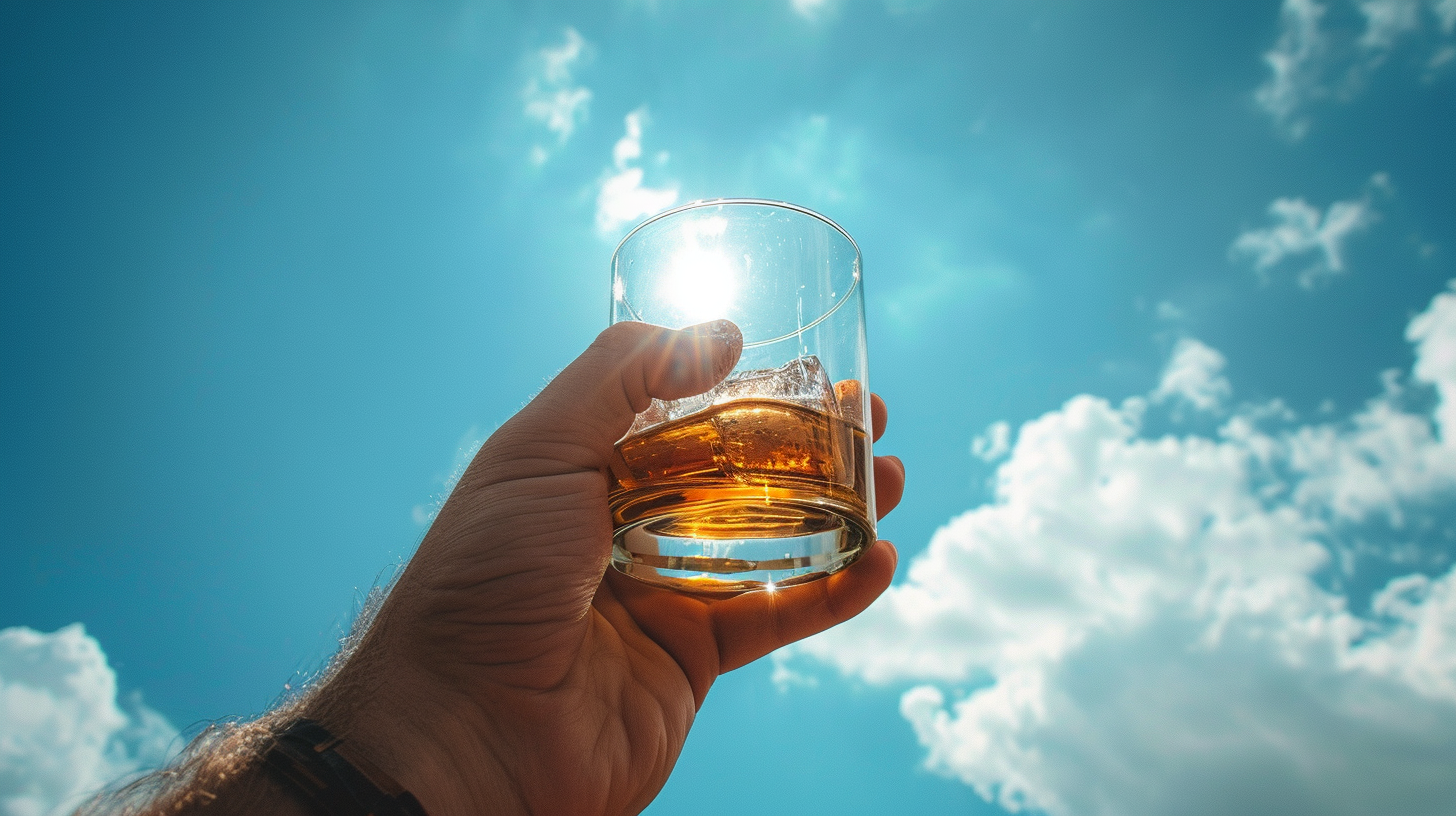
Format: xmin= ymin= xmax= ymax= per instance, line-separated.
xmin=308 ymin=320 xmax=907 ymax=816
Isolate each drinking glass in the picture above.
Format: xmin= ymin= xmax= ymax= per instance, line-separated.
xmin=608 ymin=199 xmax=874 ymax=593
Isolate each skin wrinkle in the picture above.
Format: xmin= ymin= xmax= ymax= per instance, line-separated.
xmin=607 ymin=696 xmax=655 ymax=814
xmin=476 ymin=322 xmax=743 ymax=486
xmin=601 ymin=579 xmax=714 ymax=710
xmin=819 ymin=576 xmax=849 ymax=628
xmin=465 ymin=446 xmax=605 ymax=486
xmin=468 ymin=705 xmax=530 ymax=816
xmin=613 ymin=331 xmax=659 ymax=415
xmin=528 ymin=635 xmax=633 ymax=813
xmin=592 ymin=639 xmax=634 ymax=814
xmin=435 ymin=518 xmax=604 ymax=565
xmin=80 ymin=320 xmax=900 ymax=816
xmin=430 ymin=483 xmax=606 ymax=559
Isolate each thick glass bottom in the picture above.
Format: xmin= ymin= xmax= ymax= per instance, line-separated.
xmin=611 ymin=503 xmax=873 ymax=595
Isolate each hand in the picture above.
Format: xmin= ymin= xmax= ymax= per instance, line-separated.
xmin=308 ymin=320 xmax=907 ymax=816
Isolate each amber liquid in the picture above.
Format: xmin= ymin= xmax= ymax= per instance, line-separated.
xmin=609 ymin=398 xmax=873 ymax=585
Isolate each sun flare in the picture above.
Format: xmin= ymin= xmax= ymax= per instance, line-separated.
xmin=661 ymin=246 xmax=738 ymax=325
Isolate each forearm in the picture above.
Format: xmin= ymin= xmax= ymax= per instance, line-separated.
xmin=74 ymin=617 xmax=519 ymax=816
xmin=74 ymin=590 xmax=394 ymax=816
xmin=73 ymin=712 xmax=311 ymax=816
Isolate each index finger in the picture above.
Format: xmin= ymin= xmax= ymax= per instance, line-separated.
xmin=871 ymin=393 xmax=887 ymax=442
xmin=603 ymin=539 xmax=899 ymax=706
xmin=711 ymin=539 xmax=898 ymax=673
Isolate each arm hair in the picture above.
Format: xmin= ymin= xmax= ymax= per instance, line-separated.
xmin=73 ymin=578 xmax=396 ymax=815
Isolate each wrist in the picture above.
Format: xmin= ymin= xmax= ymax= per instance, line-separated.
xmin=263 ymin=719 xmax=429 ymax=816
xmin=129 ymin=717 xmax=314 ymax=816
xmin=300 ymin=649 xmax=523 ymax=816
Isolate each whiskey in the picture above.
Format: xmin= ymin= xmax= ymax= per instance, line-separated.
xmin=609 ymin=397 xmax=874 ymax=588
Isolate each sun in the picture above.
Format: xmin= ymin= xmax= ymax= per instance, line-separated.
xmin=660 ymin=246 xmax=738 ymax=325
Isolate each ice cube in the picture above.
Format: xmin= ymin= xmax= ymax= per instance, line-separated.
xmin=732 ymin=355 xmax=838 ymax=416
xmin=834 ymin=379 xmax=864 ymax=429
xmin=625 ymin=355 xmax=842 ymax=437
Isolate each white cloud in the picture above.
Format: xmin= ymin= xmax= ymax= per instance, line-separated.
xmin=1256 ymin=0 xmax=1329 ymax=140
xmin=1411 ymin=281 xmax=1456 ymax=435
xmin=972 ymin=421 xmax=1012 ymax=462
xmin=780 ymin=280 xmax=1456 ymax=816
xmin=789 ymin=0 xmax=937 ymax=20
xmin=764 ymin=114 xmax=866 ymax=207
xmin=790 ymin=0 xmax=837 ymax=20
xmin=1152 ymin=338 xmax=1232 ymax=414
xmin=1255 ymin=0 xmax=1456 ymax=138
xmin=594 ymin=108 xmax=678 ymax=238
xmin=1359 ymin=0 xmax=1424 ymax=49
xmin=1230 ymin=182 xmax=1379 ymax=287
xmin=878 ymin=243 xmax=1019 ymax=336
xmin=523 ymin=28 xmax=593 ymax=164
xmin=1 ymin=625 xmax=178 ymax=816
xmin=1154 ymin=301 xmax=1185 ymax=321
xmin=1430 ymin=42 xmax=1456 ymax=71
xmin=1438 ymin=0 xmax=1456 ymax=30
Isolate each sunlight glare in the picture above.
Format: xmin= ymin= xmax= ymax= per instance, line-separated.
xmin=661 ymin=245 xmax=737 ymax=324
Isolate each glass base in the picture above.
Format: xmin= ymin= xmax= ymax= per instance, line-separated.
xmin=611 ymin=515 xmax=872 ymax=595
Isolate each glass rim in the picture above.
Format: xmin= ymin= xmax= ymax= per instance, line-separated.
xmin=612 ymin=197 xmax=862 ymax=258
xmin=611 ymin=198 xmax=863 ymax=349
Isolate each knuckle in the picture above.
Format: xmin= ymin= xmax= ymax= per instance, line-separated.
xmin=597 ymin=321 xmax=658 ymax=352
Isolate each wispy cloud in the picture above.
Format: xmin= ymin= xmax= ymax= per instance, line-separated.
xmin=878 ymin=244 xmax=1019 ymax=336
xmin=971 ymin=421 xmax=1012 ymax=462
xmin=523 ymin=28 xmax=593 ymax=165
xmin=595 ymin=108 xmax=678 ymax=238
xmin=1256 ymin=0 xmax=1456 ymax=139
xmin=1 ymin=625 xmax=179 ymax=816
xmin=780 ymin=279 xmax=1456 ymax=816
xmin=1359 ymin=0 xmax=1425 ymax=49
xmin=789 ymin=0 xmax=937 ymax=21
xmin=1256 ymin=0 xmax=1329 ymax=140
xmin=1230 ymin=176 xmax=1385 ymax=288
xmin=1152 ymin=337 xmax=1232 ymax=414
xmin=763 ymin=114 xmax=867 ymax=207
xmin=790 ymin=0 xmax=837 ymax=20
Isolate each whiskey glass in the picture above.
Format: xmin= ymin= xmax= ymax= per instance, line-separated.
xmin=608 ymin=199 xmax=873 ymax=593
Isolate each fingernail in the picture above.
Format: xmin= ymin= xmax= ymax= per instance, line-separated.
xmin=687 ymin=319 xmax=742 ymax=379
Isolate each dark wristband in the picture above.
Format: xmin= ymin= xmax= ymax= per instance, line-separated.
xmin=263 ymin=719 xmax=429 ymax=816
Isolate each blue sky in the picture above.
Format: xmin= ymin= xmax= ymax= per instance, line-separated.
xmin=2 ymin=1 xmax=1454 ymax=814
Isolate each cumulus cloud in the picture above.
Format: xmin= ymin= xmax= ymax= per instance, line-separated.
xmin=1 ymin=625 xmax=178 ymax=816
xmin=972 ymin=421 xmax=1012 ymax=462
xmin=1411 ymin=281 xmax=1456 ymax=434
xmin=1152 ymin=338 xmax=1232 ymax=414
xmin=1255 ymin=0 xmax=1456 ymax=138
xmin=594 ymin=108 xmax=678 ymax=238
xmin=523 ymin=28 xmax=593 ymax=165
xmin=779 ymin=280 xmax=1456 ymax=815
xmin=1230 ymin=178 xmax=1382 ymax=287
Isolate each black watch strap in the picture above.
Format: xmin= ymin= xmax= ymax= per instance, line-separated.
xmin=263 ymin=719 xmax=430 ymax=816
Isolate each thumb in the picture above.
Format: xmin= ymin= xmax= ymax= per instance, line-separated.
xmin=490 ymin=320 xmax=743 ymax=472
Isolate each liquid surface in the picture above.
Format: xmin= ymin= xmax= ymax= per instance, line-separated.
xmin=609 ymin=398 xmax=873 ymax=541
